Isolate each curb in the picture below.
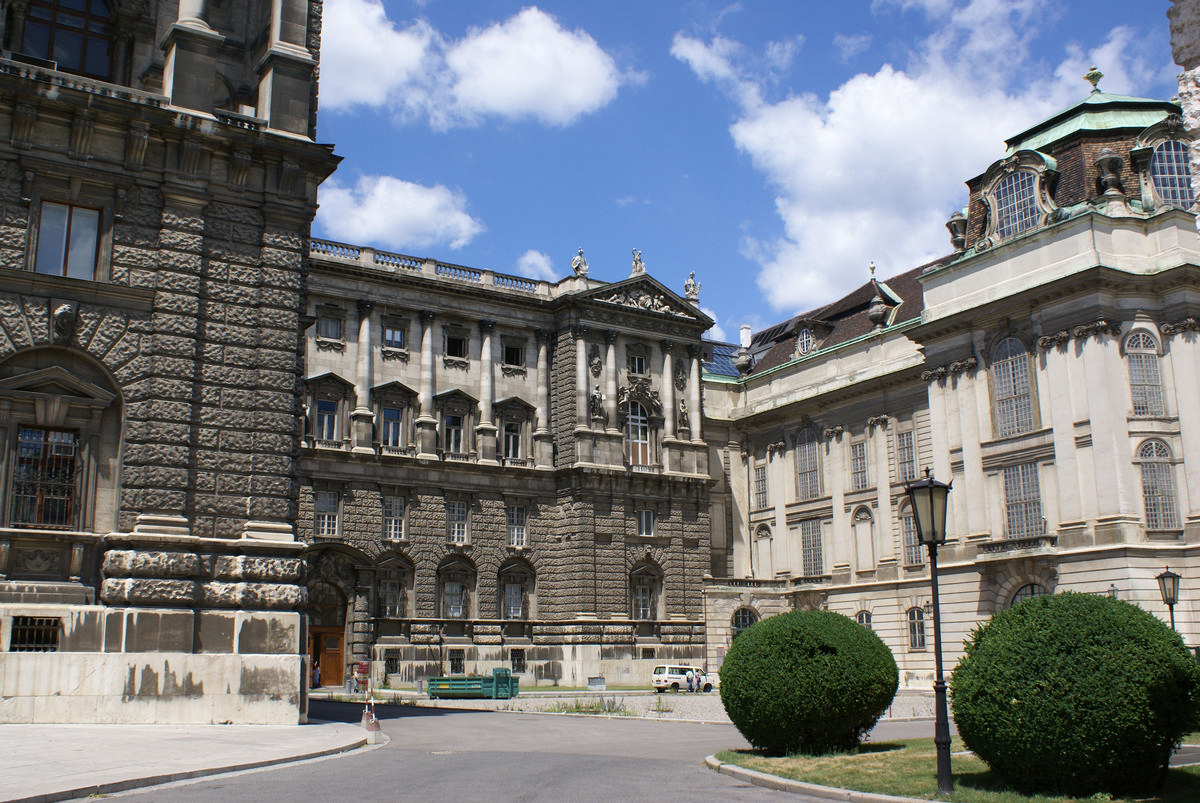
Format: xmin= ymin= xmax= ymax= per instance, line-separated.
xmin=704 ymin=756 xmax=934 ymax=803
xmin=7 ymin=732 xmax=371 ymax=803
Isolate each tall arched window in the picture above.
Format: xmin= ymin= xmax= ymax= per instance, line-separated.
xmin=1126 ymin=332 xmax=1165 ymax=416
xmin=993 ymin=171 xmax=1040 ymax=239
xmin=1138 ymin=440 xmax=1180 ymax=531
xmin=1150 ymin=139 xmax=1194 ymax=209
xmin=794 ymin=427 xmax=821 ymax=500
xmin=732 ymin=607 xmax=759 ymax=638
xmin=1009 ymin=583 xmax=1045 ymax=608
xmin=992 ymin=337 xmax=1033 ymax=437
xmin=630 ymin=561 xmax=662 ymax=620
xmin=907 ymin=607 xmax=926 ymax=650
xmin=900 ymin=504 xmax=924 ymax=566
xmin=624 ymin=402 xmax=650 ymax=466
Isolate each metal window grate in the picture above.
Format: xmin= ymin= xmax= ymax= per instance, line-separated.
xmin=795 ymin=431 xmax=821 ymax=500
xmin=1152 ymin=139 xmax=1194 ymax=208
xmin=9 ymin=616 xmax=60 ymax=652
xmin=384 ymin=650 xmax=401 ymax=675
xmin=510 ymin=648 xmax=526 ymax=674
xmin=800 ymin=519 xmax=823 ymax=576
xmin=993 ymin=338 xmax=1033 ymax=437
xmin=994 ymin=170 xmax=1039 ymax=238
xmin=1004 ymin=462 xmax=1044 ymax=539
xmin=902 ymin=510 xmax=925 ymax=566
xmin=850 ymin=442 xmax=868 ymax=491
xmin=896 ymin=430 xmax=916 ymax=483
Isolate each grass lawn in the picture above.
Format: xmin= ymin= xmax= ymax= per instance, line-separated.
xmin=715 ymin=737 xmax=1200 ymax=803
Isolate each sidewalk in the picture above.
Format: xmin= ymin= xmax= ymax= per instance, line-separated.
xmin=2 ymin=720 xmax=367 ymax=803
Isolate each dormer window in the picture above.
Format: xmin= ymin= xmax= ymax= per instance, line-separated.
xmin=797 ymin=328 xmax=815 ymax=356
xmin=1150 ymin=139 xmax=1193 ymax=209
xmin=980 ymin=151 xmax=1058 ymax=246
xmin=993 ymin=171 xmax=1039 ymax=239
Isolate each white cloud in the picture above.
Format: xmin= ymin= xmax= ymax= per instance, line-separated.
xmin=514 ymin=250 xmax=558 ymax=281
xmin=699 ymin=306 xmax=727 ymax=342
xmin=833 ymin=32 xmax=872 ymax=62
xmin=316 ymin=175 xmax=483 ymax=252
xmin=320 ymin=1 xmax=633 ymax=128
xmin=674 ymin=0 xmax=1169 ymax=313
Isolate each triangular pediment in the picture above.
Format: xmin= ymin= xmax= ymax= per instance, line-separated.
xmin=0 ymin=365 xmax=116 ymax=403
xmin=580 ymin=276 xmax=713 ymax=326
xmin=307 ymin=371 xmax=355 ymax=390
xmin=372 ymin=380 xmax=417 ymax=398
xmin=434 ymin=388 xmax=478 ymax=405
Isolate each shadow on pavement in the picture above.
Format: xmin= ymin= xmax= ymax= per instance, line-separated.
xmin=309 ymin=699 xmax=491 ymax=722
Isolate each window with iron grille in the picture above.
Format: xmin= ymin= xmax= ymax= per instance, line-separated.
xmin=446 ymin=500 xmax=469 ymax=543
xmin=384 ymin=650 xmax=401 ymax=675
xmin=907 ymin=607 xmax=926 ymax=650
xmin=1151 ymin=139 xmax=1194 ymax=208
xmin=314 ymin=490 xmax=339 ymax=537
xmin=896 ymin=430 xmax=916 ymax=483
xmin=9 ymin=616 xmax=60 ymax=651
xmin=448 ymin=648 xmax=465 ymax=674
xmin=992 ymin=338 xmax=1034 ymax=437
xmin=850 ymin=441 xmax=868 ymax=491
xmin=856 ymin=610 xmax=872 ymax=631
xmin=795 ymin=428 xmax=821 ymax=500
xmin=901 ymin=506 xmax=925 ymax=566
xmin=510 ymin=648 xmax=526 ymax=674
xmin=1139 ymin=440 xmax=1180 ymax=530
xmin=993 ymin=170 xmax=1039 ymax=239
xmin=1126 ymin=332 xmax=1165 ymax=416
xmin=799 ymin=519 xmax=823 ymax=576
xmin=732 ymin=607 xmax=759 ymax=638
xmin=382 ymin=495 xmax=405 ymax=539
xmin=1009 ymin=583 xmax=1045 ymax=608
xmin=12 ymin=426 xmax=77 ymax=529
xmin=753 ymin=463 xmax=768 ymax=508
xmin=1003 ymin=462 xmax=1043 ymax=539
xmin=507 ymin=505 xmax=527 ymax=547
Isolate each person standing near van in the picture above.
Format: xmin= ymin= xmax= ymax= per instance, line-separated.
xmin=685 ymin=668 xmax=694 ymax=693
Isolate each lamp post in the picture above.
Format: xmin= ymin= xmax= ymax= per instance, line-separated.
xmin=906 ymin=467 xmax=953 ymax=795
xmin=1157 ymin=567 xmax=1181 ymax=632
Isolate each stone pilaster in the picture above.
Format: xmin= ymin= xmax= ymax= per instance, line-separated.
xmin=476 ymin=320 xmax=498 ymax=465
xmin=416 ymin=310 xmax=437 ymax=458
xmin=351 ymin=299 xmax=374 ymax=454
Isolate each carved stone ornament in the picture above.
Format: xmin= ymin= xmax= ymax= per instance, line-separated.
xmin=381 ymin=347 xmax=410 ymax=362
xmin=15 ymin=548 xmax=61 ymax=575
xmin=571 ymin=247 xmax=588 ymax=277
xmin=315 ymin=337 xmax=345 ymax=352
xmin=673 ymin=364 xmax=687 ymax=392
xmin=618 ymin=375 xmax=662 ymax=415
xmin=279 ymin=158 xmax=303 ymax=198
xmin=949 ymin=355 xmax=978 ymax=374
xmin=125 ymin=121 xmax=150 ymax=171
xmin=588 ymin=344 xmax=602 ymax=377
xmin=180 ymin=139 xmax=205 ymax=179
xmin=443 ymin=356 xmax=469 ymax=370
xmin=229 ymin=148 xmax=252 ymax=190
xmin=631 ymin=248 xmax=645 ymax=275
xmin=867 ymin=415 xmax=889 ymax=430
xmin=920 ymin=366 xmax=948 ymax=383
xmin=766 ymin=440 xmax=786 ymax=457
xmin=1072 ymin=319 xmax=1122 ymax=340
xmin=602 ymin=288 xmax=689 ymax=317
xmin=69 ymin=111 xmax=95 ymax=161
xmin=1162 ymin=317 xmax=1200 ymax=335
xmin=51 ymin=303 xmax=77 ymax=344
xmin=12 ymin=102 xmax=36 ymax=150
xmin=1037 ymin=330 xmax=1071 ymax=350
xmin=823 ymin=425 xmax=844 ymax=441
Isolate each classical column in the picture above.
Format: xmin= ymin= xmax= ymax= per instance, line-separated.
xmin=161 ymin=0 xmax=224 ymax=113
xmin=416 ymin=311 xmax=438 ymax=458
xmin=477 ymin=320 xmax=498 ymax=464
xmin=533 ymin=330 xmax=552 ymax=467
xmin=687 ymin=346 xmax=702 ymax=440
xmin=574 ymin=326 xmax=589 ymax=427
xmin=604 ymin=331 xmax=619 ymax=432
xmin=869 ymin=416 xmax=894 ymax=563
xmin=351 ymin=300 xmax=375 ymax=454
xmin=255 ymin=0 xmax=317 ymax=135
xmin=661 ymin=341 xmax=676 ymax=439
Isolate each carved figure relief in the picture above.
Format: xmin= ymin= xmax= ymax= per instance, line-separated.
xmin=571 ymin=247 xmax=588 ymax=277
xmin=588 ymin=345 xmax=602 ymax=377
xmin=52 ymin=303 xmax=77 ymax=344
xmin=602 ymin=288 xmax=689 ymax=317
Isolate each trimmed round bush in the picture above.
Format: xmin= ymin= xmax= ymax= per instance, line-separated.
xmin=951 ymin=592 xmax=1200 ymax=796
xmin=719 ymin=609 xmax=898 ymax=755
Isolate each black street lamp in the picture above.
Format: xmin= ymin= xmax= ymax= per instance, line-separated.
xmin=1157 ymin=567 xmax=1182 ymax=632
xmin=906 ymin=467 xmax=954 ymax=795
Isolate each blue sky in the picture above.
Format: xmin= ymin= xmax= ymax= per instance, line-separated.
xmin=313 ymin=1 xmax=1180 ymax=342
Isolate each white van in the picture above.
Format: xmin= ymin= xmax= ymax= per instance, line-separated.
xmin=651 ymin=664 xmax=713 ymax=693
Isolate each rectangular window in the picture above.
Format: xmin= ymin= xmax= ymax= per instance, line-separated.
xmin=315 ymin=399 xmax=338 ymax=441
xmin=443 ymin=414 xmax=464 ymax=454
xmin=1129 ymin=352 xmax=1165 ymax=416
xmin=504 ymin=583 xmax=524 ymax=619
xmin=11 ymin=426 xmax=77 ymax=529
xmin=634 ymin=584 xmax=654 ymax=620
xmin=381 ymin=406 xmax=404 ymax=448
xmin=444 ymin=583 xmax=465 ymax=619
xmin=317 ymin=315 xmax=343 ymax=340
xmin=628 ymin=354 xmax=647 ymax=375
xmin=503 ymin=344 xmax=524 ymax=367
xmin=510 ymin=648 xmax=526 ymax=674
xmin=507 ymin=505 xmax=527 ymax=547
xmin=446 ymin=334 xmax=468 ymax=359
xmin=380 ymin=576 xmax=403 ymax=618
xmin=902 ymin=512 xmax=924 ymax=566
xmin=795 ymin=434 xmax=821 ymax=501
xmin=800 ymin=519 xmax=823 ymax=576
xmin=35 ymin=201 xmax=99 ymax=281
xmin=1003 ymin=463 xmax=1044 ymax=539
xmin=636 ymin=510 xmax=655 ymax=537
xmin=753 ymin=463 xmax=768 ymax=509
xmin=1142 ymin=462 xmax=1180 ymax=530
xmin=503 ymin=421 xmax=521 ymax=460
xmin=382 ymin=495 xmax=405 ymax=540
xmin=896 ymin=430 xmax=916 ymax=483
xmin=448 ymin=647 xmax=465 ymax=673
xmin=382 ymin=325 xmax=405 ymax=349
xmin=447 ymin=500 xmax=468 ymax=543
xmin=908 ymin=609 xmax=926 ymax=650
xmin=8 ymin=616 xmax=60 ymax=652
xmin=850 ymin=441 xmax=868 ymax=491
xmin=315 ymin=490 xmax=339 ymax=537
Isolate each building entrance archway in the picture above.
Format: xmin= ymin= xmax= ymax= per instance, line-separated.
xmin=308 ymin=580 xmax=347 ymax=688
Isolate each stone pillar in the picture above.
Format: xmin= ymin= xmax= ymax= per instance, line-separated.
xmin=477 ymin=320 xmax=498 ymax=465
xmin=256 ymin=0 xmax=317 ymax=135
xmin=604 ymin=331 xmax=619 ymax=433
xmin=416 ymin=311 xmax=437 ymax=458
xmin=574 ymin=326 xmax=589 ymax=427
xmin=688 ymin=346 xmax=702 ymax=440
xmin=351 ymin=300 xmax=374 ymax=454
xmin=161 ymin=3 xmax=225 ymax=114
xmin=825 ymin=428 xmax=847 ymax=574
xmin=869 ymin=417 xmax=894 ymax=563
xmin=533 ymin=330 xmax=553 ymax=467
xmin=661 ymin=341 xmax=676 ymax=440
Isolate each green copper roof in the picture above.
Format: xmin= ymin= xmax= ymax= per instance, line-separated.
xmin=1004 ymin=91 xmax=1178 ymax=155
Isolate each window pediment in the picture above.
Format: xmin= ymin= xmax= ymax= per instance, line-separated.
xmin=0 ymin=365 xmax=116 ymax=405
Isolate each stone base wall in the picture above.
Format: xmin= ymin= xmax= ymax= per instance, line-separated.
xmin=0 ymin=605 xmax=304 ymax=724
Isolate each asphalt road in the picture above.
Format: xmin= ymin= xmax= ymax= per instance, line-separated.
xmin=101 ymin=700 xmax=799 ymax=802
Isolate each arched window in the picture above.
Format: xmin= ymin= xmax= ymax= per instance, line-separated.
xmin=732 ymin=607 xmax=759 ymax=638
xmin=855 ymin=610 xmax=872 ymax=631
xmin=797 ymin=328 xmax=815 ymax=356
xmin=900 ymin=504 xmax=924 ymax=566
xmin=498 ymin=559 xmax=535 ymax=620
xmin=907 ymin=607 xmax=926 ymax=650
xmin=993 ymin=171 xmax=1040 ymax=239
xmin=1126 ymin=332 xmax=1165 ymax=416
xmin=308 ymin=581 xmax=347 ymax=627
xmin=438 ymin=558 xmax=476 ymax=619
xmin=794 ymin=427 xmax=821 ymax=500
xmin=624 ymin=402 xmax=650 ymax=466
xmin=753 ymin=524 xmax=773 ymax=579
xmin=1009 ymin=583 xmax=1045 ymax=608
xmin=992 ymin=337 xmax=1033 ymax=437
xmin=630 ymin=561 xmax=662 ymax=620
xmin=1150 ymin=139 xmax=1194 ymax=209
xmin=1138 ymin=440 xmax=1180 ymax=530
xmin=21 ymin=0 xmax=113 ymax=80
xmin=378 ymin=559 xmax=413 ymax=618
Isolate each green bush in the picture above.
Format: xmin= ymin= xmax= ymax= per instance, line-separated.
xmin=951 ymin=592 xmax=1200 ymax=796
xmin=719 ymin=609 xmax=898 ymax=755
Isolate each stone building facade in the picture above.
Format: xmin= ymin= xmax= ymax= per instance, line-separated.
xmin=0 ymin=0 xmax=338 ymax=722
xmin=298 ymin=246 xmax=713 ymax=688
xmin=703 ymin=85 xmax=1200 ymax=688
